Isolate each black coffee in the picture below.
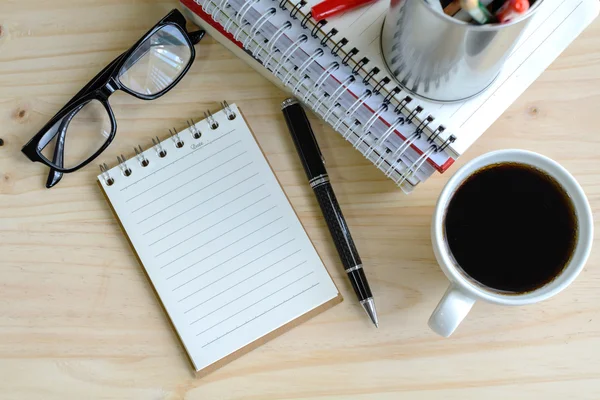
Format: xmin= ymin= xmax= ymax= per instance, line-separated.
xmin=444 ymin=163 xmax=577 ymax=293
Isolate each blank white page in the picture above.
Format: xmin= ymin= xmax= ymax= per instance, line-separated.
xmin=98 ymin=104 xmax=340 ymax=372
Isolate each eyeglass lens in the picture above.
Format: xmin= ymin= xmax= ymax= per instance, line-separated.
xmin=40 ymin=99 xmax=112 ymax=169
xmin=118 ymin=25 xmax=192 ymax=96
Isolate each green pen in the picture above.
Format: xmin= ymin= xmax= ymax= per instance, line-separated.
xmin=460 ymin=0 xmax=495 ymax=24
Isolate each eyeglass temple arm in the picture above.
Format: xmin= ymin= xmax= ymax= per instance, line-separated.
xmin=45 ymin=106 xmax=83 ymax=188
xmin=189 ymin=30 xmax=205 ymax=45
xmin=45 ymin=123 xmax=67 ymax=188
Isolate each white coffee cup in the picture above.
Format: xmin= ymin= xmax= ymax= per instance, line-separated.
xmin=428 ymin=149 xmax=593 ymax=337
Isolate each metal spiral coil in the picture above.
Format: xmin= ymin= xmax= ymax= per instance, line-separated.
xmin=310 ymin=91 xmax=330 ymax=115
xmin=342 ymin=119 xmax=361 ymax=141
xmin=311 ymin=19 xmax=327 ymax=38
xmin=262 ymin=20 xmax=292 ymax=69
xmin=352 ymin=57 xmax=369 ymax=75
xmin=215 ymin=0 xmax=232 ymax=24
xmin=152 ymin=136 xmax=167 ymax=158
xmin=272 ymin=34 xmax=308 ymax=77
xmin=237 ymin=0 xmax=259 ymax=24
xmin=321 ymin=28 xmax=337 ymax=46
xmin=355 ymin=103 xmax=388 ymax=149
xmin=406 ymin=106 xmax=423 ymax=124
xmin=323 ymin=102 xmax=342 ymax=125
xmin=204 ymin=110 xmax=219 ymax=130
xmin=331 ymin=37 xmax=348 ymax=56
xmin=187 ymin=119 xmax=202 ymax=139
xmin=427 ymin=125 xmax=445 ymax=144
xmin=323 ymin=74 xmax=355 ymax=120
xmin=300 ymin=11 xmax=312 ymax=28
xmin=383 ymin=131 xmax=422 ymax=176
xmin=393 ymin=95 xmax=412 ymax=114
xmin=306 ymin=61 xmax=339 ymax=103
xmin=397 ymin=145 xmax=437 ymax=186
xmin=384 ymin=87 xmax=401 ymax=105
xmin=232 ymin=0 xmax=259 ymax=40
xmin=116 ymin=154 xmax=132 ymax=177
xmin=201 ymin=0 xmax=218 ymax=17
xmin=292 ymin=75 xmax=310 ymax=96
xmin=415 ymin=116 xmax=434 ymax=135
xmin=363 ymin=67 xmax=380 ymax=84
xmin=373 ymin=77 xmax=390 ymax=94
xmin=169 ymin=128 xmax=185 ymax=148
xmin=243 ymin=7 xmax=276 ymax=49
xmin=364 ymin=115 xmax=405 ymax=159
xmin=99 ymin=163 xmax=114 ymax=186
xmin=342 ymin=47 xmax=358 ymax=66
xmin=438 ymin=135 xmax=456 ymax=152
xmin=377 ymin=129 xmax=419 ymax=169
xmin=352 ymin=57 xmax=370 ymax=76
xmin=283 ymin=47 xmax=323 ymax=86
xmin=134 ymin=145 xmax=150 ymax=167
xmin=289 ymin=0 xmax=306 ymax=19
xmin=221 ymin=101 xmax=237 ymax=120
xmin=334 ymin=89 xmax=371 ymax=131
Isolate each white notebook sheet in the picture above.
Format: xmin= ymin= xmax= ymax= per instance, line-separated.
xmin=304 ymin=0 xmax=600 ymax=156
xmin=98 ymin=104 xmax=340 ymax=373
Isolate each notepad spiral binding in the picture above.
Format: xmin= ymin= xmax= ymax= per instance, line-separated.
xmin=193 ymin=0 xmax=456 ymax=191
xmin=98 ymin=101 xmax=237 ymax=187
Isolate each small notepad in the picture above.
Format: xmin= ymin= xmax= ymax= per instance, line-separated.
xmin=98 ymin=104 xmax=341 ymax=374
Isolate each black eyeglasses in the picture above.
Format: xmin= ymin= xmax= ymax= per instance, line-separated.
xmin=21 ymin=9 xmax=205 ymax=188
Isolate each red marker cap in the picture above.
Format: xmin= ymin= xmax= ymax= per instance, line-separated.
xmin=311 ymin=0 xmax=379 ymax=22
xmin=496 ymin=0 xmax=530 ymax=23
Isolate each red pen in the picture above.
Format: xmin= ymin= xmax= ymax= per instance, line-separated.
xmin=495 ymin=0 xmax=530 ymax=23
xmin=311 ymin=0 xmax=380 ymax=22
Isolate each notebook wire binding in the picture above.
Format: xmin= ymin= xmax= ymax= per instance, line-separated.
xmin=192 ymin=0 xmax=456 ymax=192
xmin=99 ymin=102 xmax=236 ymax=187
xmin=276 ymin=0 xmax=457 ymax=156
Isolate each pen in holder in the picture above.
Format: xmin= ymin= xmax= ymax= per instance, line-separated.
xmin=381 ymin=0 xmax=543 ymax=102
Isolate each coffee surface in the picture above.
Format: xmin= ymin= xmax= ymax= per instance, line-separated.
xmin=444 ymin=163 xmax=577 ymax=293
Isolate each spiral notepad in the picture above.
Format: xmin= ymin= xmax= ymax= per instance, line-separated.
xmin=181 ymin=0 xmax=599 ymax=192
xmin=98 ymin=103 xmax=341 ymax=374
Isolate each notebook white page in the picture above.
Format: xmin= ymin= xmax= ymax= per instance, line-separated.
xmin=98 ymin=104 xmax=339 ymax=372
xmin=300 ymin=0 xmax=599 ymax=156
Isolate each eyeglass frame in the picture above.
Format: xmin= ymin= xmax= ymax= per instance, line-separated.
xmin=21 ymin=9 xmax=205 ymax=187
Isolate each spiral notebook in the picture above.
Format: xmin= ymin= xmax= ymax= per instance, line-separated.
xmin=181 ymin=0 xmax=599 ymax=192
xmin=97 ymin=103 xmax=342 ymax=374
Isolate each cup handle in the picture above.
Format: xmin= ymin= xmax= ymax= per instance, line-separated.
xmin=428 ymin=285 xmax=476 ymax=337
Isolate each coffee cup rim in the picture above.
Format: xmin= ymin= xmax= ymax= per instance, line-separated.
xmin=432 ymin=149 xmax=594 ymax=306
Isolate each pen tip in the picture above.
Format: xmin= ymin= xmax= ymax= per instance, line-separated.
xmin=361 ymin=297 xmax=379 ymax=328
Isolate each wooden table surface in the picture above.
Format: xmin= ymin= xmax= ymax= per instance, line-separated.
xmin=1 ymin=1 xmax=600 ymax=399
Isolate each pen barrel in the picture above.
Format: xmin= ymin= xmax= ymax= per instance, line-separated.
xmin=281 ymin=100 xmax=327 ymax=180
xmin=313 ymin=183 xmax=373 ymax=300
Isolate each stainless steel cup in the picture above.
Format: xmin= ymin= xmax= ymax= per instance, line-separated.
xmin=381 ymin=0 xmax=543 ymax=102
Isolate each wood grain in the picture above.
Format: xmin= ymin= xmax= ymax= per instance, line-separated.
xmin=1 ymin=1 xmax=600 ymax=399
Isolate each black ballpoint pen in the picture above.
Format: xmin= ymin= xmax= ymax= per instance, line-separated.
xmin=281 ymin=98 xmax=378 ymax=327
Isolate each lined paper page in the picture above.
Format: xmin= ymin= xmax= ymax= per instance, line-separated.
xmin=98 ymin=104 xmax=339 ymax=372
xmin=300 ymin=0 xmax=599 ymax=156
